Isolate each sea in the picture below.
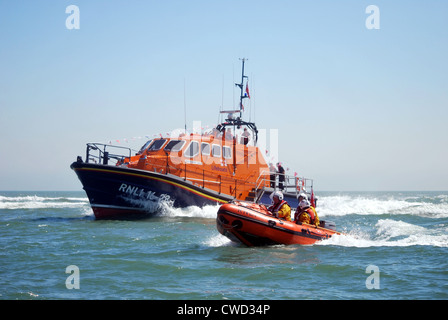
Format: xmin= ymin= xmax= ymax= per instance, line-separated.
xmin=1 ymin=190 xmax=447 ymax=302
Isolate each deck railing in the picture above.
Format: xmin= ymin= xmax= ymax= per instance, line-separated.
xmin=82 ymin=143 xmax=313 ymax=202
xmin=84 ymin=143 xmax=135 ymax=165
xmin=82 ymin=143 xmax=254 ymax=199
xmin=255 ymin=170 xmax=313 ymax=202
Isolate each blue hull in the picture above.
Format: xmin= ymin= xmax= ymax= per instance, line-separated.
xmin=70 ymin=161 xmax=233 ymax=219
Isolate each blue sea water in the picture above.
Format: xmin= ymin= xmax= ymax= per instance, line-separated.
xmin=1 ymin=191 xmax=447 ymax=300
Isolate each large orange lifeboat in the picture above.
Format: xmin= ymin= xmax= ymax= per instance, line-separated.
xmin=217 ymin=201 xmax=340 ymax=246
xmin=70 ymin=59 xmax=315 ymax=219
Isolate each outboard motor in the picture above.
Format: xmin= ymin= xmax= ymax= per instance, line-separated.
xmin=320 ymin=220 xmax=336 ymax=231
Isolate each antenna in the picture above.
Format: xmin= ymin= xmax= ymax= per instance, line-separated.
xmin=235 ymin=58 xmax=249 ymax=119
xmin=221 ymin=74 xmax=225 ymax=111
xmin=249 ymin=73 xmax=252 ymax=122
xmin=184 ymin=78 xmax=187 ymax=134
xmin=219 ymin=74 xmax=224 ymax=124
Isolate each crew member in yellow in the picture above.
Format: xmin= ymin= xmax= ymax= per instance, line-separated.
xmin=294 ymin=199 xmax=320 ymax=226
xmin=268 ymin=191 xmax=292 ymax=221
xmin=296 ymin=193 xmax=318 ymax=222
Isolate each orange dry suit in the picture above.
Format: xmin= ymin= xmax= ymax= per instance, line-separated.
xmin=269 ymin=200 xmax=291 ymax=221
xmin=295 ymin=206 xmax=320 ymax=226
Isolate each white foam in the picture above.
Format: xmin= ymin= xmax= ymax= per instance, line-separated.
xmin=375 ymin=219 xmax=425 ymax=240
xmin=160 ymin=203 xmax=221 ymax=219
xmin=0 ymin=195 xmax=89 ymax=210
xmin=203 ymin=234 xmax=234 ymax=247
xmin=318 ymin=219 xmax=448 ymax=248
xmin=0 ymin=195 xmax=87 ymax=202
xmin=317 ymin=195 xmax=448 ymax=218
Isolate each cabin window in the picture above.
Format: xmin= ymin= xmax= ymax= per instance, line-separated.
xmin=138 ymin=139 xmax=153 ymax=153
xmin=201 ymin=143 xmax=210 ymax=156
xmin=164 ymin=140 xmax=185 ymax=152
xmin=212 ymin=144 xmax=221 ymax=157
xmin=148 ymin=139 xmax=166 ymax=151
xmin=185 ymin=141 xmax=199 ymax=158
xmin=223 ymin=146 xmax=232 ymax=159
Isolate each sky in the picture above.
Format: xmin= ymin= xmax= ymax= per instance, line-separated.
xmin=0 ymin=0 xmax=447 ymax=191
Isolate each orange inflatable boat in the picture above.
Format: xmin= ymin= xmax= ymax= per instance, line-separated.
xmin=217 ymin=201 xmax=340 ymax=246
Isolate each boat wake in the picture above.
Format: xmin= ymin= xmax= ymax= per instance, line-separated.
xmin=158 ymin=203 xmax=221 ymax=219
xmin=318 ymin=194 xmax=448 ymax=219
xmin=111 ymin=194 xmax=448 ymax=248
xmin=318 ymin=218 xmax=448 ymax=248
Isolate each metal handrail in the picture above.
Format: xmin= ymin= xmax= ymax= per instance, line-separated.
xmin=85 ymin=143 xmax=136 ymax=165
xmin=254 ymin=170 xmax=314 ymax=202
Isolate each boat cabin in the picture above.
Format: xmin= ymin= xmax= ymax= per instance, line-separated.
xmin=120 ymin=121 xmax=270 ymax=202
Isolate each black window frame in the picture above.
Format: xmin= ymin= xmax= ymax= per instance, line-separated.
xmin=163 ymin=140 xmax=186 ymax=152
xmin=148 ymin=139 xmax=167 ymax=151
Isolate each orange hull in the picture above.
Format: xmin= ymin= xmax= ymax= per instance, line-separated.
xmin=217 ymin=201 xmax=340 ymax=246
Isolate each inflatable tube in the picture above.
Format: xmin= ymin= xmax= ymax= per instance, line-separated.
xmin=216 ymin=201 xmax=340 ymax=246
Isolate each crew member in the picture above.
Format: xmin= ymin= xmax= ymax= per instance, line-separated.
xmin=225 ymin=128 xmax=233 ymax=141
xmin=277 ymin=162 xmax=285 ymax=190
xmin=296 ymin=193 xmax=318 ymax=221
xmin=294 ymin=199 xmax=320 ymax=226
xmin=269 ymin=163 xmax=277 ymax=188
xmin=241 ymin=128 xmax=250 ymax=145
xmin=268 ymin=191 xmax=291 ymax=221
xmin=297 ymin=192 xmax=307 ymax=203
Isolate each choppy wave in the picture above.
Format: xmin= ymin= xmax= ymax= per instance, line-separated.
xmin=319 ymin=218 xmax=448 ymax=248
xmin=159 ymin=193 xmax=448 ymax=220
xmin=2 ymin=191 xmax=447 ymax=300
xmin=4 ymin=192 xmax=446 ymax=218
xmin=318 ymin=194 xmax=448 ymax=219
xmin=3 ymin=191 xmax=446 ymax=248
xmin=0 ymin=194 xmax=89 ymax=210
xmin=149 ymin=192 xmax=448 ymax=248
xmin=204 ymin=234 xmax=234 ymax=247
xmin=152 ymin=193 xmax=448 ymax=249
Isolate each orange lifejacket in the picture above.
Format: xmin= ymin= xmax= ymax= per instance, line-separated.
xmin=295 ymin=207 xmax=317 ymax=225
xmin=306 ymin=207 xmax=316 ymax=222
xmin=269 ymin=200 xmax=291 ymax=221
